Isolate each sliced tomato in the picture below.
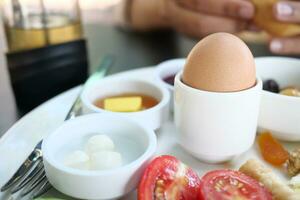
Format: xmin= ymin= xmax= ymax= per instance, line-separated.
xmin=199 ymin=170 xmax=272 ymax=200
xmin=138 ymin=155 xmax=201 ymax=200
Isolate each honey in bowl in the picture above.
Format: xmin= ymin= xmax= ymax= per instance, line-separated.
xmin=94 ymin=93 xmax=159 ymax=112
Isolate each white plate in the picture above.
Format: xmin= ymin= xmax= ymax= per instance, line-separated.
xmin=0 ymin=67 xmax=298 ymax=200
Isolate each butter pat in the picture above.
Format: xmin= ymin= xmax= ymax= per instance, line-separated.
xmin=104 ymin=96 xmax=142 ymax=112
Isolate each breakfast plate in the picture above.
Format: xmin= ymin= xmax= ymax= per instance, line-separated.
xmin=0 ymin=60 xmax=299 ymax=199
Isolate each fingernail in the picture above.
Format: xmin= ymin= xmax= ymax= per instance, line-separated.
xmin=239 ymin=7 xmax=254 ymax=19
xmin=276 ymin=2 xmax=293 ymax=16
xmin=270 ymin=40 xmax=283 ymax=52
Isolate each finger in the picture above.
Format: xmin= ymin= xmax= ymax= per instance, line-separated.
xmin=176 ymin=0 xmax=254 ymax=19
xmin=270 ymin=38 xmax=300 ymax=55
xmin=273 ymin=1 xmax=300 ymax=23
xmin=247 ymin=23 xmax=262 ymax=32
xmin=167 ymin=1 xmax=247 ymax=38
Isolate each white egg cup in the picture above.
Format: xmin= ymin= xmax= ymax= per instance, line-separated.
xmin=174 ymin=71 xmax=262 ymax=163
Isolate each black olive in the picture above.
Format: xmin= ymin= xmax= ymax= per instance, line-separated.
xmin=263 ymin=79 xmax=280 ymax=93
xmin=163 ymin=75 xmax=176 ymax=86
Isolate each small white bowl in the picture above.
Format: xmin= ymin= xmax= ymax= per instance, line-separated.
xmin=155 ymin=58 xmax=185 ymax=92
xmin=42 ymin=113 xmax=157 ymax=200
xmin=81 ymin=78 xmax=170 ymax=130
xmin=155 ymin=59 xmax=185 ymax=111
xmin=256 ymin=57 xmax=300 ymax=141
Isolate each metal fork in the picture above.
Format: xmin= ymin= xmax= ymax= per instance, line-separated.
xmin=1 ymin=55 xmax=114 ymax=199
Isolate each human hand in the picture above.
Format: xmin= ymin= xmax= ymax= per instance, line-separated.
xmin=130 ymin=0 xmax=254 ymax=38
xmin=270 ymin=1 xmax=300 ymax=54
xmin=160 ymin=0 xmax=255 ymax=38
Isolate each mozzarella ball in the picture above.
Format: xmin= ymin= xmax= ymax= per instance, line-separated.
xmin=64 ymin=150 xmax=90 ymax=170
xmin=86 ymin=135 xmax=115 ymax=155
xmin=90 ymin=151 xmax=122 ymax=170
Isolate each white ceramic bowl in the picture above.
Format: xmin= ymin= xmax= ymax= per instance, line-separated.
xmin=81 ymin=78 xmax=170 ymax=130
xmin=155 ymin=58 xmax=185 ymax=92
xmin=256 ymin=57 xmax=300 ymax=141
xmin=155 ymin=59 xmax=185 ymax=111
xmin=42 ymin=113 xmax=157 ymax=200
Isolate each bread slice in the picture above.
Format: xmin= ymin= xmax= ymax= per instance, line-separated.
xmin=239 ymin=159 xmax=300 ymax=200
xmin=252 ymin=0 xmax=300 ymax=37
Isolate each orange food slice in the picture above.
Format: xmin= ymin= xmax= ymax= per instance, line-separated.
xmin=252 ymin=0 xmax=300 ymax=37
xmin=258 ymin=132 xmax=289 ymax=166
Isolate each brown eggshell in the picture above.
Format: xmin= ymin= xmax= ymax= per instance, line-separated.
xmin=182 ymin=33 xmax=256 ymax=92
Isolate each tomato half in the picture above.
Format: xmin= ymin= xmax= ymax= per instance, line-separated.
xmin=199 ymin=170 xmax=272 ymax=200
xmin=138 ymin=155 xmax=201 ymax=200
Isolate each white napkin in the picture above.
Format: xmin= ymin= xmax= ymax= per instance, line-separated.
xmin=0 ymin=19 xmax=17 ymax=136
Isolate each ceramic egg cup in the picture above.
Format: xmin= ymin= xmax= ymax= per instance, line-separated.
xmin=42 ymin=113 xmax=157 ymax=200
xmin=174 ymin=71 xmax=262 ymax=163
xmin=81 ymin=78 xmax=170 ymax=130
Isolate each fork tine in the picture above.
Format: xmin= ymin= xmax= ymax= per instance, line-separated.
xmin=31 ymin=180 xmax=52 ymax=199
xmin=22 ymin=175 xmax=47 ymax=198
xmin=20 ymin=169 xmax=46 ymax=197
xmin=1 ymin=159 xmax=35 ymax=192
xmin=1 ymin=141 xmax=43 ymax=192
xmin=10 ymin=160 xmax=43 ymax=194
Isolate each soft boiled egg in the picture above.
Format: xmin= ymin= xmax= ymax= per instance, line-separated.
xmin=182 ymin=32 xmax=256 ymax=92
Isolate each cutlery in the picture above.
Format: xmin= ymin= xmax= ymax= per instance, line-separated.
xmin=1 ymin=55 xmax=114 ymax=199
